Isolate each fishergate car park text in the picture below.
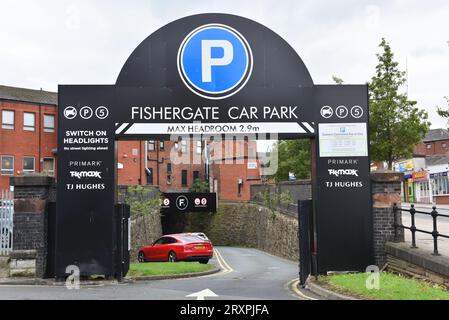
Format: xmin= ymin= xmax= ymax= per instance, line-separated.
xmin=131 ymin=105 xmax=300 ymax=121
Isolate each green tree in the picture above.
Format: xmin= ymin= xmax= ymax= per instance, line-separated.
xmin=189 ymin=179 xmax=210 ymax=192
xmin=369 ymin=38 xmax=429 ymax=169
xmin=437 ymin=96 xmax=449 ymax=125
xmin=332 ymin=75 xmax=344 ymax=85
xmin=273 ymin=140 xmax=311 ymax=181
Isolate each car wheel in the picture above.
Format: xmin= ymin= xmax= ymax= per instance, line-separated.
xmin=138 ymin=251 xmax=146 ymax=263
xmin=168 ymin=251 xmax=177 ymax=263
xmin=199 ymin=259 xmax=209 ymax=264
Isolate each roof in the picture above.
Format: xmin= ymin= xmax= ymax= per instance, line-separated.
xmin=423 ymin=128 xmax=449 ymax=143
xmin=0 ymin=85 xmax=57 ymax=106
xmin=426 ymin=154 xmax=449 ymax=166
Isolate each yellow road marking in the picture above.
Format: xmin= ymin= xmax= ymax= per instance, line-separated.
xmin=287 ymin=278 xmax=318 ymax=300
xmin=214 ymin=248 xmax=234 ymax=273
xmin=194 ymin=248 xmax=233 ymax=279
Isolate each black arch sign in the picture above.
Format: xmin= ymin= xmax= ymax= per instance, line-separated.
xmin=56 ymin=14 xmax=373 ymax=277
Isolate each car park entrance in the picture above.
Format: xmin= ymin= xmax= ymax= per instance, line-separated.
xmin=56 ymin=13 xmax=373 ymax=279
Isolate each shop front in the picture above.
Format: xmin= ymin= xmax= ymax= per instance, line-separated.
xmin=413 ymin=170 xmax=431 ymax=204
xmin=430 ymin=171 xmax=449 ymax=204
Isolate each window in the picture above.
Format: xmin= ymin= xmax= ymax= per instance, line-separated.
xmin=153 ymin=238 xmax=165 ymax=245
xmin=181 ymin=140 xmax=187 ymax=153
xmin=167 ymin=175 xmax=172 ymax=185
xmin=174 ymin=142 xmax=179 ymax=150
xmin=196 ymin=141 xmax=202 ymax=154
xmin=167 ymin=163 xmax=172 ymax=173
xmin=426 ymin=144 xmax=432 ymax=149
xmin=44 ymin=114 xmax=55 ymax=133
xmin=23 ymin=112 xmax=35 ymax=131
xmin=181 ymin=170 xmax=188 ymax=186
xmin=148 ymin=140 xmax=155 ymax=151
xmin=146 ymin=168 xmax=153 ymax=185
xmin=23 ymin=156 xmax=35 ymax=173
xmin=165 ymin=237 xmax=177 ymax=244
xmin=443 ymin=143 xmax=447 ymax=148
xmin=1 ymin=156 xmax=14 ymax=175
xmin=2 ymin=110 xmax=14 ymax=129
xmin=160 ymin=141 xmax=164 ymax=150
xmin=42 ymin=158 xmax=55 ymax=176
xmin=193 ymin=171 xmax=199 ymax=181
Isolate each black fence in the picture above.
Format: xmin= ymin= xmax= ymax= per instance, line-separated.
xmin=393 ymin=203 xmax=449 ymax=255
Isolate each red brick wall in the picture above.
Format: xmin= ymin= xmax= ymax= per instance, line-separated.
xmin=212 ymin=160 xmax=261 ymax=202
xmin=0 ymin=101 xmax=57 ymax=190
xmin=146 ymin=140 xmax=204 ymax=192
xmin=415 ymin=140 xmax=449 ymax=156
xmin=117 ymin=140 xmax=146 ymax=186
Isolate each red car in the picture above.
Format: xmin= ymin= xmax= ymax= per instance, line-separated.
xmin=138 ymin=234 xmax=213 ymax=264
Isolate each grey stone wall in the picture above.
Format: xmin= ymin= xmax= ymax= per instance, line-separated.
xmin=130 ymin=210 xmax=162 ymax=262
xmin=10 ymin=176 xmax=54 ymax=278
xmin=371 ymin=170 xmax=404 ymax=268
xmin=11 ymin=176 xmax=56 ymax=201
xmin=185 ymin=202 xmax=299 ymax=261
xmin=250 ymin=180 xmax=311 ymax=217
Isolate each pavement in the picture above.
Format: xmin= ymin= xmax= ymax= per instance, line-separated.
xmin=0 ymin=246 xmax=319 ymax=300
xmin=401 ymin=203 xmax=449 ymax=255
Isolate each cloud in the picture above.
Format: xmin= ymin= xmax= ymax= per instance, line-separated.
xmin=0 ymin=0 xmax=448 ymax=128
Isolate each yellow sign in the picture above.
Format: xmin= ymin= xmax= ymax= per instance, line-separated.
xmin=412 ymin=171 xmax=428 ymax=181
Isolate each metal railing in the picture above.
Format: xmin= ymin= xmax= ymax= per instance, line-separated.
xmin=0 ymin=190 xmax=14 ymax=255
xmin=393 ymin=203 xmax=449 ymax=256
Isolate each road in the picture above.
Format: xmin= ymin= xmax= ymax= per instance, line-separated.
xmin=0 ymin=247 xmax=316 ymax=300
xmin=401 ymin=203 xmax=449 ymax=255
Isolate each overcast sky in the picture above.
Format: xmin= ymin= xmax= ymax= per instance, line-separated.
xmin=0 ymin=0 xmax=448 ymax=131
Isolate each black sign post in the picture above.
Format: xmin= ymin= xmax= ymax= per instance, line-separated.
xmin=56 ymin=13 xmax=373 ymax=279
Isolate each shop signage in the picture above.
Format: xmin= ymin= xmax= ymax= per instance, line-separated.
xmin=412 ymin=171 xmax=428 ymax=181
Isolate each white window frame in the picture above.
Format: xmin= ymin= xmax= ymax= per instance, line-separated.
xmin=43 ymin=114 xmax=55 ymax=133
xmin=23 ymin=112 xmax=35 ymax=132
xmin=42 ymin=157 xmax=55 ymax=176
xmin=196 ymin=141 xmax=202 ymax=154
xmin=1 ymin=155 xmax=14 ymax=175
xmin=22 ymin=156 xmax=36 ymax=173
xmin=148 ymin=140 xmax=155 ymax=151
xmin=2 ymin=110 xmax=14 ymax=130
xmin=181 ymin=140 xmax=187 ymax=153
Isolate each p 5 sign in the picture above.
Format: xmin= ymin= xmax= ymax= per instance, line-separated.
xmin=177 ymin=24 xmax=253 ymax=100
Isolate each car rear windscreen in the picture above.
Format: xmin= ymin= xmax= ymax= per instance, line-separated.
xmin=177 ymin=235 xmax=205 ymax=243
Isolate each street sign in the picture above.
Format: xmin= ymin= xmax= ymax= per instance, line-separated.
xmin=161 ymin=193 xmax=217 ymax=213
xmin=56 ymin=13 xmax=373 ymax=278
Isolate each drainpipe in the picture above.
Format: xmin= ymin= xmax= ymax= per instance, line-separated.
xmin=38 ymin=104 xmax=42 ymax=172
xmin=156 ymin=140 xmax=160 ymax=186
xmin=144 ymin=141 xmax=151 ymax=183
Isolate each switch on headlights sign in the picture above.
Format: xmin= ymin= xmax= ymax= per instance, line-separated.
xmin=318 ymin=123 xmax=368 ymax=158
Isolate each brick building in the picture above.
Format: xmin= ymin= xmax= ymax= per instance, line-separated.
xmin=117 ymin=139 xmax=206 ymax=192
xmin=414 ymin=128 xmax=449 ymax=156
xmin=1 ymin=85 xmax=262 ymax=201
xmin=0 ymin=85 xmax=57 ymax=190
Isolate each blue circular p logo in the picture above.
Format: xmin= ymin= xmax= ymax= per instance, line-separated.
xmin=178 ymin=24 xmax=253 ymax=100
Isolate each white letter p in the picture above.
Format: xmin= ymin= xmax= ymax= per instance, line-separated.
xmin=201 ymin=40 xmax=233 ymax=83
